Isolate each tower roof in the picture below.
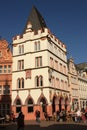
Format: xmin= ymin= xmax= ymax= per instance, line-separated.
xmin=23 ymin=6 xmax=47 ymax=33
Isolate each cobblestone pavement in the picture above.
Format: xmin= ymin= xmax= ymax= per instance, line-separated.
xmin=0 ymin=120 xmax=87 ymax=130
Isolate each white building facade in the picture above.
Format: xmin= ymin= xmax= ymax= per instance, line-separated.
xmin=12 ymin=7 xmax=70 ymax=120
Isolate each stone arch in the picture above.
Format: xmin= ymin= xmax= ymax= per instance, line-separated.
xmin=59 ymin=96 xmax=65 ymax=111
xmin=13 ymin=95 xmax=23 ymax=113
xmin=25 ymin=95 xmax=35 ymax=113
xmin=13 ymin=95 xmax=23 ymax=105
xmin=37 ymin=93 xmax=48 ymax=105
xmin=37 ymin=93 xmax=48 ymax=113
xmin=52 ymin=94 xmax=58 ymax=113
xmin=25 ymin=95 xmax=35 ymax=105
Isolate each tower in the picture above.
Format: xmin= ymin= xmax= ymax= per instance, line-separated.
xmin=12 ymin=6 xmax=69 ymax=120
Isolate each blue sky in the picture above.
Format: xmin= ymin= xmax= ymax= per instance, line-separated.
xmin=0 ymin=0 xmax=87 ymax=64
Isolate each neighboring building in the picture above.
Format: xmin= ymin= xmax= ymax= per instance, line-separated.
xmin=76 ymin=63 xmax=87 ymax=109
xmin=12 ymin=6 xmax=70 ymax=120
xmin=68 ymin=57 xmax=79 ymax=111
xmin=68 ymin=58 xmax=87 ymax=111
xmin=0 ymin=39 xmax=12 ymax=116
xmin=76 ymin=62 xmax=87 ymax=78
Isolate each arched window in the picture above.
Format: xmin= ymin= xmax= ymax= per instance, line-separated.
xmin=21 ymin=78 xmax=24 ymax=88
xmin=16 ymin=99 xmax=21 ymax=113
xmin=17 ymin=78 xmax=21 ymax=88
xmin=27 ymin=98 xmax=33 ymax=113
xmin=35 ymin=76 xmax=43 ymax=87
xmin=35 ymin=76 xmax=39 ymax=87
xmin=39 ymin=76 xmax=43 ymax=86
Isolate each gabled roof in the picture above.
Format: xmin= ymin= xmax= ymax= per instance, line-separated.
xmin=23 ymin=6 xmax=47 ymax=33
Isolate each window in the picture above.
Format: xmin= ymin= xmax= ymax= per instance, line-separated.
xmin=3 ymin=85 xmax=10 ymax=95
xmin=35 ymin=42 xmax=37 ymax=51
xmin=60 ymin=63 xmax=63 ymax=72
xmin=35 ymin=75 xmax=43 ymax=87
xmin=64 ymin=65 xmax=66 ymax=74
xmin=61 ymin=80 xmax=64 ymax=89
xmin=56 ymin=78 xmax=60 ymax=88
xmin=50 ymin=57 xmax=54 ymax=68
xmin=0 ymin=66 xmax=2 ymax=73
xmin=21 ymin=60 xmax=24 ymax=69
xmin=8 ymin=65 xmax=11 ymax=73
xmin=16 ymin=99 xmax=21 ymax=113
xmin=0 ymin=65 xmax=11 ymax=74
xmin=0 ymin=86 xmax=2 ymax=94
xmin=54 ymin=45 xmax=57 ymax=54
xmin=19 ymin=45 xmax=24 ymax=54
xmin=0 ymin=51 xmax=2 ymax=57
xmin=4 ymin=65 xmax=7 ymax=73
xmin=17 ymin=78 xmax=24 ymax=89
xmin=19 ymin=45 xmax=21 ymax=54
xmin=27 ymin=99 xmax=33 ymax=113
xmin=18 ymin=60 xmax=24 ymax=70
xmin=17 ymin=79 xmax=21 ymax=88
xmin=54 ymin=60 xmax=58 ymax=70
xmin=65 ymin=81 xmax=67 ymax=90
xmin=35 ymin=76 xmax=39 ymax=87
xmin=51 ymin=77 xmax=55 ymax=87
xmin=21 ymin=78 xmax=24 ymax=88
xmin=21 ymin=45 xmax=24 ymax=54
xmin=39 ymin=76 xmax=43 ymax=86
xmin=34 ymin=41 xmax=40 ymax=51
xmin=35 ymin=57 xmax=42 ymax=67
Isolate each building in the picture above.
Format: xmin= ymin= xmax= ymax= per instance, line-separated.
xmin=68 ymin=58 xmax=87 ymax=111
xmin=0 ymin=39 xmax=12 ymax=116
xmin=68 ymin=57 xmax=79 ymax=111
xmin=76 ymin=63 xmax=87 ymax=110
xmin=12 ymin=6 xmax=70 ymax=120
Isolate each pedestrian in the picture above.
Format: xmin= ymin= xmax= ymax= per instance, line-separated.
xmin=85 ymin=108 xmax=87 ymax=120
xmin=11 ymin=112 xmax=15 ymax=122
xmin=56 ymin=110 xmax=60 ymax=122
xmin=76 ymin=109 xmax=81 ymax=123
xmin=17 ymin=111 xmax=25 ymax=130
xmin=35 ymin=110 xmax=40 ymax=123
xmin=44 ymin=111 xmax=48 ymax=121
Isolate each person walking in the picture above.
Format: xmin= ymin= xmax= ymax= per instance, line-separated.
xmin=35 ymin=110 xmax=40 ymax=123
xmin=56 ymin=110 xmax=60 ymax=122
xmin=76 ymin=109 xmax=81 ymax=123
xmin=17 ymin=111 xmax=25 ymax=130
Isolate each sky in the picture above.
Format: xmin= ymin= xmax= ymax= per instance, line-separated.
xmin=0 ymin=0 xmax=87 ymax=64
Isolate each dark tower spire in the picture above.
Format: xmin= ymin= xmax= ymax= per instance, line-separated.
xmin=23 ymin=6 xmax=47 ymax=33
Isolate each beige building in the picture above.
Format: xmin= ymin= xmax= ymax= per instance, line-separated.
xmin=68 ymin=58 xmax=87 ymax=111
xmin=12 ymin=7 xmax=70 ymax=120
xmin=76 ymin=63 xmax=87 ymax=110
xmin=68 ymin=57 xmax=79 ymax=111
